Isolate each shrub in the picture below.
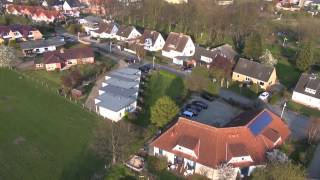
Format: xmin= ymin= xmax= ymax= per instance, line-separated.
xmin=249 ymin=83 xmax=260 ymax=94
xmin=146 ymin=156 xmax=167 ymax=174
xmin=269 ymin=92 xmax=282 ymax=105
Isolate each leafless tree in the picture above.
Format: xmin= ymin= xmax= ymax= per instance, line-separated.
xmin=307 ymin=117 xmax=320 ymax=144
xmin=91 ymin=120 xmax=143 ymax=165
xmin=217 ymin=163 xmax=235 ymax=180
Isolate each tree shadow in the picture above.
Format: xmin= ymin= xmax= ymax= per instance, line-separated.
xmin=59 ymin=149 xmax=105 ymax=180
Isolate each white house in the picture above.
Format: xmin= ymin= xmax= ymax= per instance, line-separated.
xmin=149 ymin=110 xmax=291 ymax=179
xmin=79 ymin=16 xmax=102 ymax=34
xmin=292 ymin=73 xmax=320 ymax=110
xmin=162 ymin=32 xmax=195 ymax=62
xmin=115 ymin=25 xmax=141 ymax=41
xmin=20 ymin=38 xmax=65 ymax=56
xmin=95 ymin=68 xmax=141 ymax=122
xmin=91 ymin=22 xmax=119 ymax=39
xmin=62 ymin=0 xmax=81 ymax=17
xmin=136 ymin=30 xmax=165 ymax=52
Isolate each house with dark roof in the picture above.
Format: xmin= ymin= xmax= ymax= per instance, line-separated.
xmin=192 ymin=44 xmax=238 ymax=76
xmin=115 ymin=25 xmax=141 ymax=41
xmin=20 ymin=37 xmax=65 ymax=56
xmin=41 ymin=47 xmax=94 ymax=71
xmin=162 ymin=32 xmax=195 ymax=63
xmin=0 ymin=24 xmax=43 ymax=41
xmin=232 ymin=58 xmax=277 ymax=90
xmin=292 ymin=73 xmax=320 ymax=110
xmin=90 ymin=22 xmax=119 ymax=39
xmin=94 ymin=68 xmax=141 ymax=122
xmin=79 ymin=16 xmax=102 ymax=34
xmin=149 ymin=109 xmax=290 ymax=179
xmin=136 ymin=30 xmax=165 ymax=52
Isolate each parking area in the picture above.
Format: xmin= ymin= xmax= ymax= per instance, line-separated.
xmin=182 ymin=95 xmax=244 ymax=127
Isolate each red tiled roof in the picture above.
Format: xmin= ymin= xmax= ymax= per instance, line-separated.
xmin=43 ymin=47 xmax=94 ymax=64
xmin=150 ymin=109 xmax=290 ymax=168
xmin=7 ymin=5 xmax=62 ymax=19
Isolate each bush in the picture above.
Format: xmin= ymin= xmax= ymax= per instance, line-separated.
xmin=146 ymin=156 xmax=168 ymax=174
xmin=67 ymin=24 xmax=83 ymax=35
xmin=269 ymin=92 xmax=282 ymax=105
xmin=249 ymin=83 xmax=260 ymax=94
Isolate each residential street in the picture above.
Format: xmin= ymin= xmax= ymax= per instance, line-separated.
xmin=309 ymin=144 xmax=320 ymax=179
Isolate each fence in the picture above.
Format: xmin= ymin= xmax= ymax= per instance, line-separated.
xmin=11 ymin=69 xmax=106 ymax=119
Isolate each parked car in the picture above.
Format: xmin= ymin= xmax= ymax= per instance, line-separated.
xmin=139 ymin=64 xmax=153 ymax=73
xmin=259 ymin=92 xmax=270 ymax=101
xmin=181 ymin=110 xmax=196 ymax=118
xmin=185 ymin=104 xmax=202 ymax=112
xmin=181 ymin=107 xmax=198 ymax=116
xmin=192 ymin=100 xmax=208 ymax=109
xmin=125 ymin=56 xmax=138 ymax=64
xmin=201 ymin=92 xmax=215 ymax=101
xmin=181 ymin=66 xmax=192 ymax=73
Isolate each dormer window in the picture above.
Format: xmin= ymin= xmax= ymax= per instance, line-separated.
xmin=227 ymin=143 xmax=253 ymax=164
xmin=172 ymin=135 xmax=199 ymax=158
xmin=305 ymin=88 xmax=316 ymax=95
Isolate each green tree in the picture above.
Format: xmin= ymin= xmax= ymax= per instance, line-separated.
xmin=150 ymin=96 xmax=179 ymax=128
xmin=251 ymin=162 xmax=305 ymax=180
xmin=244 ymin=32 xmax=263 ymax=60
xmin=296 ymin=42 xmax=313 ymax=72
xmin=186 ymin=66 xmax=211 ymax=92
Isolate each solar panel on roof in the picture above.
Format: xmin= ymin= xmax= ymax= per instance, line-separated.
xmin=248 ymin=111 xmax=272 ymax=136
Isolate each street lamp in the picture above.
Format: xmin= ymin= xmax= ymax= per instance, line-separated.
xmin=281 ymin=102 xmax=287 ymax=119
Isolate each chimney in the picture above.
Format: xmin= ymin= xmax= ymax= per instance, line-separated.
xmin=60 ymin=48 xmax=64 ymax=53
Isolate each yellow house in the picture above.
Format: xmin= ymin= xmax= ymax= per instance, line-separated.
xmin=232 ymin=58 xmax=277 ymax=90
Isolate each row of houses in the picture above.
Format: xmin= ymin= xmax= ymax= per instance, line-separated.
xmin=0 ymin=24 xmax=43 ymax=42
xmin=42 ymin=0 xmax=83 ymax=17
xmin=6 ymin=4 xmax=64 ymax=23
xmin=90 ymin=22 xmax=277 ymax=90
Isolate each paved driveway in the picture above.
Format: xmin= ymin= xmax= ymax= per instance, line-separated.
xmin=185 ymin=95 xmax=243 ymax=127
xmin=308 ymin=144 xmax=320 ymax=179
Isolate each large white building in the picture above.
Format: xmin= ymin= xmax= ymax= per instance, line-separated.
xmin=94 ymin=68 xmax=141 ymax=122
xmin=150 ymin=109 xmax=291 ymax=179
xmin=292 ymin=73 xmax=320 ymax=110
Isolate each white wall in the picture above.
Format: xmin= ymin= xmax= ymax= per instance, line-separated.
xmin=292 ymin=91 xmax=320 ymax=110
xmin=97 ymin=106 xmax=126 ymax=122
xmin=172 ymin=145 xmax=197 ymax=158
xmin=145 ymin=34 xmax=165 ymax=52
xmin=228 ymin=155 xmax=253 ymax=164
xmin=162 ymin=37 xmax=195 ymax=59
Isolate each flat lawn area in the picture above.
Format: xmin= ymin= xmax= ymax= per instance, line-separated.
xmin=276 ymin=59 xmax=301 ymax=90
xmin=23 ymin=70 xmax=62 ymax=89
xmin=287 ymin=101 xmax=320 ymax=117
xmin=135 ymin=70 xmax=186 ymax=126
xmin=0 ymin=69 xmax=104 ymax=180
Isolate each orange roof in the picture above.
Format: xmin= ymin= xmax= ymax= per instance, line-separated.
xmin=150 ymin=109 xmax=290 ymax=168
xmin=7 ymin=5 xmax=62 ymax=19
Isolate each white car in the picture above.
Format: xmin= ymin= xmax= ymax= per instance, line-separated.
xmin=259 ymin=92 xmax=270 ymax=101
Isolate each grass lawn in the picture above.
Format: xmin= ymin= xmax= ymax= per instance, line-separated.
xmin=287 ymin=101 xmax=320 ymax=117
xmin=0 ymin=69 xmax=104 ymax=180
xmin=22 ymin=70 xmax=62 ymax=89
xmin=276 ymin=59 xmax=301 ymax=90
xmin=227 ymin=83 xmax=259 ymax=99
xmin=135 ymin=70 xmax=186 ymax=126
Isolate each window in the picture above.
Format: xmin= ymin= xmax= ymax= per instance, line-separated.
xmin=159 ymin=149 xmax=163 ymax=155
xmin=44 ymin=47 xmax=48 ymax=51
xmin=237 ymin=75 xmax=239 ymax=77
xmin=259 ymin=82 xmax=264 ymax=86
xmin=245 ymin=77 xmax=251 ymax=81
xmin=35 ymin=49 xmax=40 ymax=52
